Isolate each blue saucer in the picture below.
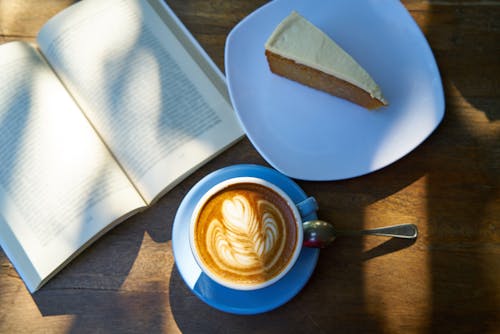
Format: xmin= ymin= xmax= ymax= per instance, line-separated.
xmin=172 ymin=164 xmax=319 ymax=314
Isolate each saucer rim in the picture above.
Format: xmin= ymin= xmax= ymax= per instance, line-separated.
xmin=171 ymin=164 xmax=320 ymax=314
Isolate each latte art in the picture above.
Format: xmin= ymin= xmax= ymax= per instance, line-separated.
xmin=193 ymin=182 xmax=299 ymax=287
xmin=206 ymin=195 xmax=286 ymax=274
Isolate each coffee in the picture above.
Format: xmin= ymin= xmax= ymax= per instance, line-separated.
xmin=192 ymin=181 xmax=300 ymax=289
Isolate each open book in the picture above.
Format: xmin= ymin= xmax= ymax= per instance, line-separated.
xmin=0 ymin=0 xmax=243 ymax=292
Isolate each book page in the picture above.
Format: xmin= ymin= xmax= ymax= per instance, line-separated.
xmin=37 ymin=0 xmax=243 ymax=204
xmin=0 ymin=42 xmax=146 ymax=292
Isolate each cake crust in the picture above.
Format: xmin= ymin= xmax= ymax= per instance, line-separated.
xmin=265 ymin=50 xmax=385 ymax=110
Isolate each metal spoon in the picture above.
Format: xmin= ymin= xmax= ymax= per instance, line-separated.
xmin=303 ymin=220 xmax=418 ymax=248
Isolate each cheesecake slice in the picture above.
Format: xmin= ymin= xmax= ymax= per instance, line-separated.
xmin=265 ymin=11 xmax=387 ymax=109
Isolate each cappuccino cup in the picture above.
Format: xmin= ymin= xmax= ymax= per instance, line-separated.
xmin=189 ymin=177 xmax=312 ymax=290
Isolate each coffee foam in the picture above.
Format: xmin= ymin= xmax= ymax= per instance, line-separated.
xmin=193 ymin=182 xmax=298 ymax=287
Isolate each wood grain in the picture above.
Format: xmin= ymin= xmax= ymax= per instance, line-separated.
xmin=0 ymin=0 xmax=499 ymax=333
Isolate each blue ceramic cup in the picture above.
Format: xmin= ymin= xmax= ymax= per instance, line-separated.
xmin=189 ymin=176 xmax=317 ymax=291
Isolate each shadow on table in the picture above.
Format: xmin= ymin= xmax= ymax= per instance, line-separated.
xmin=31 ymin=195 xmax=176 ymax=332
xmin=418 ymin=1 xmax=499 ymax=332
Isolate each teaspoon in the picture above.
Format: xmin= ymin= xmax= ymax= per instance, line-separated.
xmin=303 ymin=220 xmax=418 ymax=248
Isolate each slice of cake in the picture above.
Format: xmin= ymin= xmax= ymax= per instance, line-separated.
xmin=265 ymin=11 xmax=387 ymax=109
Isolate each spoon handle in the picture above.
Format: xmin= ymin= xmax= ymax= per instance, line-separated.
xmin=337 ymin=223 xmax=418 ymax=239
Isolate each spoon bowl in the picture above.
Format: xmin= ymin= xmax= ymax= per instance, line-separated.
xmin=303 ymin=220 xmax=418 ymax=248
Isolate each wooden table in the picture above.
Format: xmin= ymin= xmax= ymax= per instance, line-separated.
xmin=1 ymin=0 xmax=499 ymax=333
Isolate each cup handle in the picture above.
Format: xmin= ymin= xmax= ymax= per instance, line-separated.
xmin=295 ymin=197 xmax=318 ymax=220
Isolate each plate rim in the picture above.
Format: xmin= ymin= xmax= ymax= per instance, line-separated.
xmin=224 ymin=0 xmax=445 ymax=181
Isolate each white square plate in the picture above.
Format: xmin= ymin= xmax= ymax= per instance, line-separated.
xmin=225 ymin=0 xmax=444 ymax=180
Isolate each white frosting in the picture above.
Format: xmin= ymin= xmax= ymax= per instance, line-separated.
xmin=265 ymin=11 xmax=387 ymax=104
xmin=205 ymin=195 xmax=286 ymax=276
